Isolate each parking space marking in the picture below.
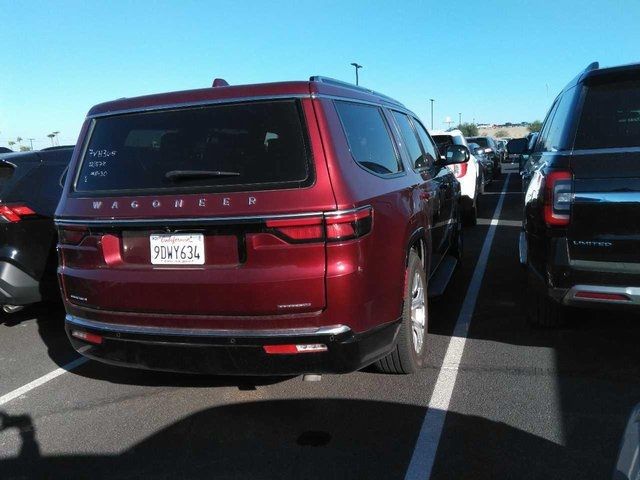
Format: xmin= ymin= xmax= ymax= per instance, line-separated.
xmin=404 ymin=174 xmax=512 ymax=480
xmin=477 ymin=218 xmax=521 ymax=227
xmin=0 ymin=355 xmax=88 ymax=407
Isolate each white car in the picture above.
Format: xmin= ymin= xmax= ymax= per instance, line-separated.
xmin=431 ymin=129 xmax=483 ymax=225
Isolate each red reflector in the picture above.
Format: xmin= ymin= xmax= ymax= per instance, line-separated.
xmin=0 ymin=204 xmax=35 ymax=223
xmin=575 ymin=291 xmax=630 ymax=302
xmin=263 ymin=344 xmax=328 ymax=354
xmin=71 ymin=330 xmax=103 ymax=345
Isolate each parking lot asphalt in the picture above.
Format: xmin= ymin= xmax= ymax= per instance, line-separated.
xmin=0 ymin=174 xmax=639 ymax=480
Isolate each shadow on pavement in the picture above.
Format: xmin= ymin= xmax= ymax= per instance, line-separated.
xmin=0 ymin=399 xmax=572 ymax=480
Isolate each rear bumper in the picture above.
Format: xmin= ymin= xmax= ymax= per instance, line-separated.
xmin=527 ymin=234 xmax=640 ymax=310
xmin=0 ymin=261 xmax=41 ymax=306
xmin=65 ymin=314 xmax=401 ymax=375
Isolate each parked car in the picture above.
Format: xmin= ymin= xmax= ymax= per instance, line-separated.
xmin=468 ymin=142 xmax=494 ymax=185
xmin=56 ymin=76 xmax=468 ymax=376
xmin=512 ymin=61 xmax=640 ymax=326
xmin=0 ymin=147 xmax=13 ymax=154
xmin=0 ymin=147 xmax=74 ymax=313
xmin=431 ymin=129 xmax=482 ymax=225
xmin=466 ymin=136 xmax=500 ymax=178
xmin=614 ymin=402 xmax=640 ymax=480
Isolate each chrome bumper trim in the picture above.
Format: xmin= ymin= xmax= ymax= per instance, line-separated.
xmin=562 ymin=285 xmax=640 ymax=306
xmin=65 ymin=314 xmax=351 ymax=338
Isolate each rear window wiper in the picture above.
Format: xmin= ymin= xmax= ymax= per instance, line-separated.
xmin=165 ymin=170 xmax=241 ymax=181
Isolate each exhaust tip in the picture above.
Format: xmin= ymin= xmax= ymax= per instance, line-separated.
xmin=302 ymin=374 xmax=322 ymax=382
xmin=3 ymin=305 xmax=24 ymax=314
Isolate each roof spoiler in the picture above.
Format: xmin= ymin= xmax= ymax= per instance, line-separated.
xmin=212 ymin=78 xmax=230 ymax=87
xmin=584 ymin=61 xmax=599 ymax=73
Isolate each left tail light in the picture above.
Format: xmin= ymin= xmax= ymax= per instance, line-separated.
xmin=0 ymin=204 xmax=36 ymax=223
xmin=451 ymin=163 xmax=468 ymax=178
xmin=58 ymin=227 xmax=89 ymax=245
xmin=543 ymin=170 xmax=572 ymax=226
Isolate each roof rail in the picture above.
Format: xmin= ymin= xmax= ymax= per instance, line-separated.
xmin=309 ymin=76 xmax=404 ymax=107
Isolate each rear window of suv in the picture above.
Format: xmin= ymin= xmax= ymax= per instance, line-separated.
xmin=467 ymin=137 xmax=488 ymax=148
xmin=74 ymin=100 xmax=312 ymax=194
xmin=574 ymin=78 xmax=640 ymax=149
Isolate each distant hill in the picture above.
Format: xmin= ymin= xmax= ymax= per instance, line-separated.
xmin=478 ymin=126 xmax=531 ymax=139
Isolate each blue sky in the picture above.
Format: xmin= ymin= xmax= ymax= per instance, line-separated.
xmin=1 ymin=0 xmax=639 ymax=149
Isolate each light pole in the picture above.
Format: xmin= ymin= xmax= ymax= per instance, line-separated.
xmin=350 ymin=63 xmax=363 ymax=86
xmin=458 ymin=113 xmax=462 ymax=127
xmin=28 ymin=138 xmax=35 ymax=150
xmin=429 ymin=99 xmax=434 ymax=130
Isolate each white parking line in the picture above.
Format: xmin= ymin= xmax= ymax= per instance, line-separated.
xmin=404 ymin=174 xmax=512 ymax=480
xmin=477 ymin=218 xmax=521 ymax=227
xmin=0 ymin=355 xmax=88 ymax=407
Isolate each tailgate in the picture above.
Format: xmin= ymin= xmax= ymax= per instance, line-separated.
xmin=569 ymin=151 xmax=640 ymax=264
xmin=60 ymin=218 xmax=327 ymax=316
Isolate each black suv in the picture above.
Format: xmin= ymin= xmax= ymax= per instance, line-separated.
xmin=511 ymin=61 xmax=640 ymax=326
xmin=0 ymin=147 xmax=74 ymax=312
xmin=466 ymin=136 xmax=500 ymax=179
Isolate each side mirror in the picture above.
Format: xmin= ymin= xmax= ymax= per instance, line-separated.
xmin=507 ymin=138 xmax=529 ymax=155
xmin=443 ymin=145 xmax=470 ymax=165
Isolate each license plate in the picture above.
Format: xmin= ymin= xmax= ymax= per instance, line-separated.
xmin=150 ymin=234 xmax=205 ymax=265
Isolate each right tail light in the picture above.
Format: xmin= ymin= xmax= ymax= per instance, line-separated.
xmin=543 ymin=170 xmax=572 ymax=226
xmin=266 ymin=207 xmax=373 ymax=243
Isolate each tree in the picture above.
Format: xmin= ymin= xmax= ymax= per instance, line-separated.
xmin=494 ymin=129 xmax=508 ymax=138
xmin=528 ymin=120 xmax=542 ymax=133
xmin=16 ymin=137 xmax=23 ymax=149
xmin=458 ymin=122 xmax=478 ymax=137
xmin=7 ymin=140 xmax=16 ymax=150
xmin=19 ymin=146 xmax=31 ymax=152
xmin=47 ymin=133 xmax=56 ymax=146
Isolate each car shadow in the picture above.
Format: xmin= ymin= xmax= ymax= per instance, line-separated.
xmin=0 ymin=399 xmax=572 ymax=480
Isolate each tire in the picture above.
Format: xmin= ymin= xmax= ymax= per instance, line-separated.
xmin=376 ymin=250 xmax=428 ymax=374
xmin=526 ymin=277 xmax=566 ymax=327
xmin=463 ymin=196 xmax=478 ymax=226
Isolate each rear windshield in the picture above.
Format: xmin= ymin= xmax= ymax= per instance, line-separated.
xmin=75 ymin=100 xmax=312 ymax=194
xmin=468 ymin=137 xmax=488 ymax=147
xmin=574 ymin=78 xmax=640 ymax=149
xmin=432 ymin=135 xmax=454 ymax=152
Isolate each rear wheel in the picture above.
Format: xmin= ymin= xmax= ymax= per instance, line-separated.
xmin=463 ymin=196 xmax=478 ymax=226
xmin=526 ymin=278 xmax=566 ymax=327
xmin=376 ymin=250 xmax=427 ymax=374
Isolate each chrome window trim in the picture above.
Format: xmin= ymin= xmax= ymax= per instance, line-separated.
xmin=55 ymin=205 xmax=372 ymax=227
xmin=86 ymin=94 xmax=312 ymax=119
xmin=573 ymin=192 xmax=640 ymax=203
xmin=66 ymin=314 xmax=351 ymax=338
xmin=569 ymin=259 xmax=640 ymax=274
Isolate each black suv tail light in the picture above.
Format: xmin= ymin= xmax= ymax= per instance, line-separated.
xmin=0 ymin=204 xmax=36 ymax=223
xmin=544 ymin=170 xmax=572 ymax=226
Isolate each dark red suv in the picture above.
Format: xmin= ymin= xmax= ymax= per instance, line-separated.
xmin=56 ymin=76 xmax=468 ymax=375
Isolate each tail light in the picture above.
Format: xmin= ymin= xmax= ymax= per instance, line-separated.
xmin=325 ymin=207 xmax=373 ymax=241
xmin=266 ymin=216 xmax=325 ymax=242
xmin=543 ymin=170 xmax=573 ymax=226
xmin=0 ymin=204 xmax=36 ymax=223
xmin=58 ymin=226 xmax=89 ymax=245
xmin=266 ymin=207 xmax=373 ymax=243
xmin=451 ymin=163 xmax=468 ymax=178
